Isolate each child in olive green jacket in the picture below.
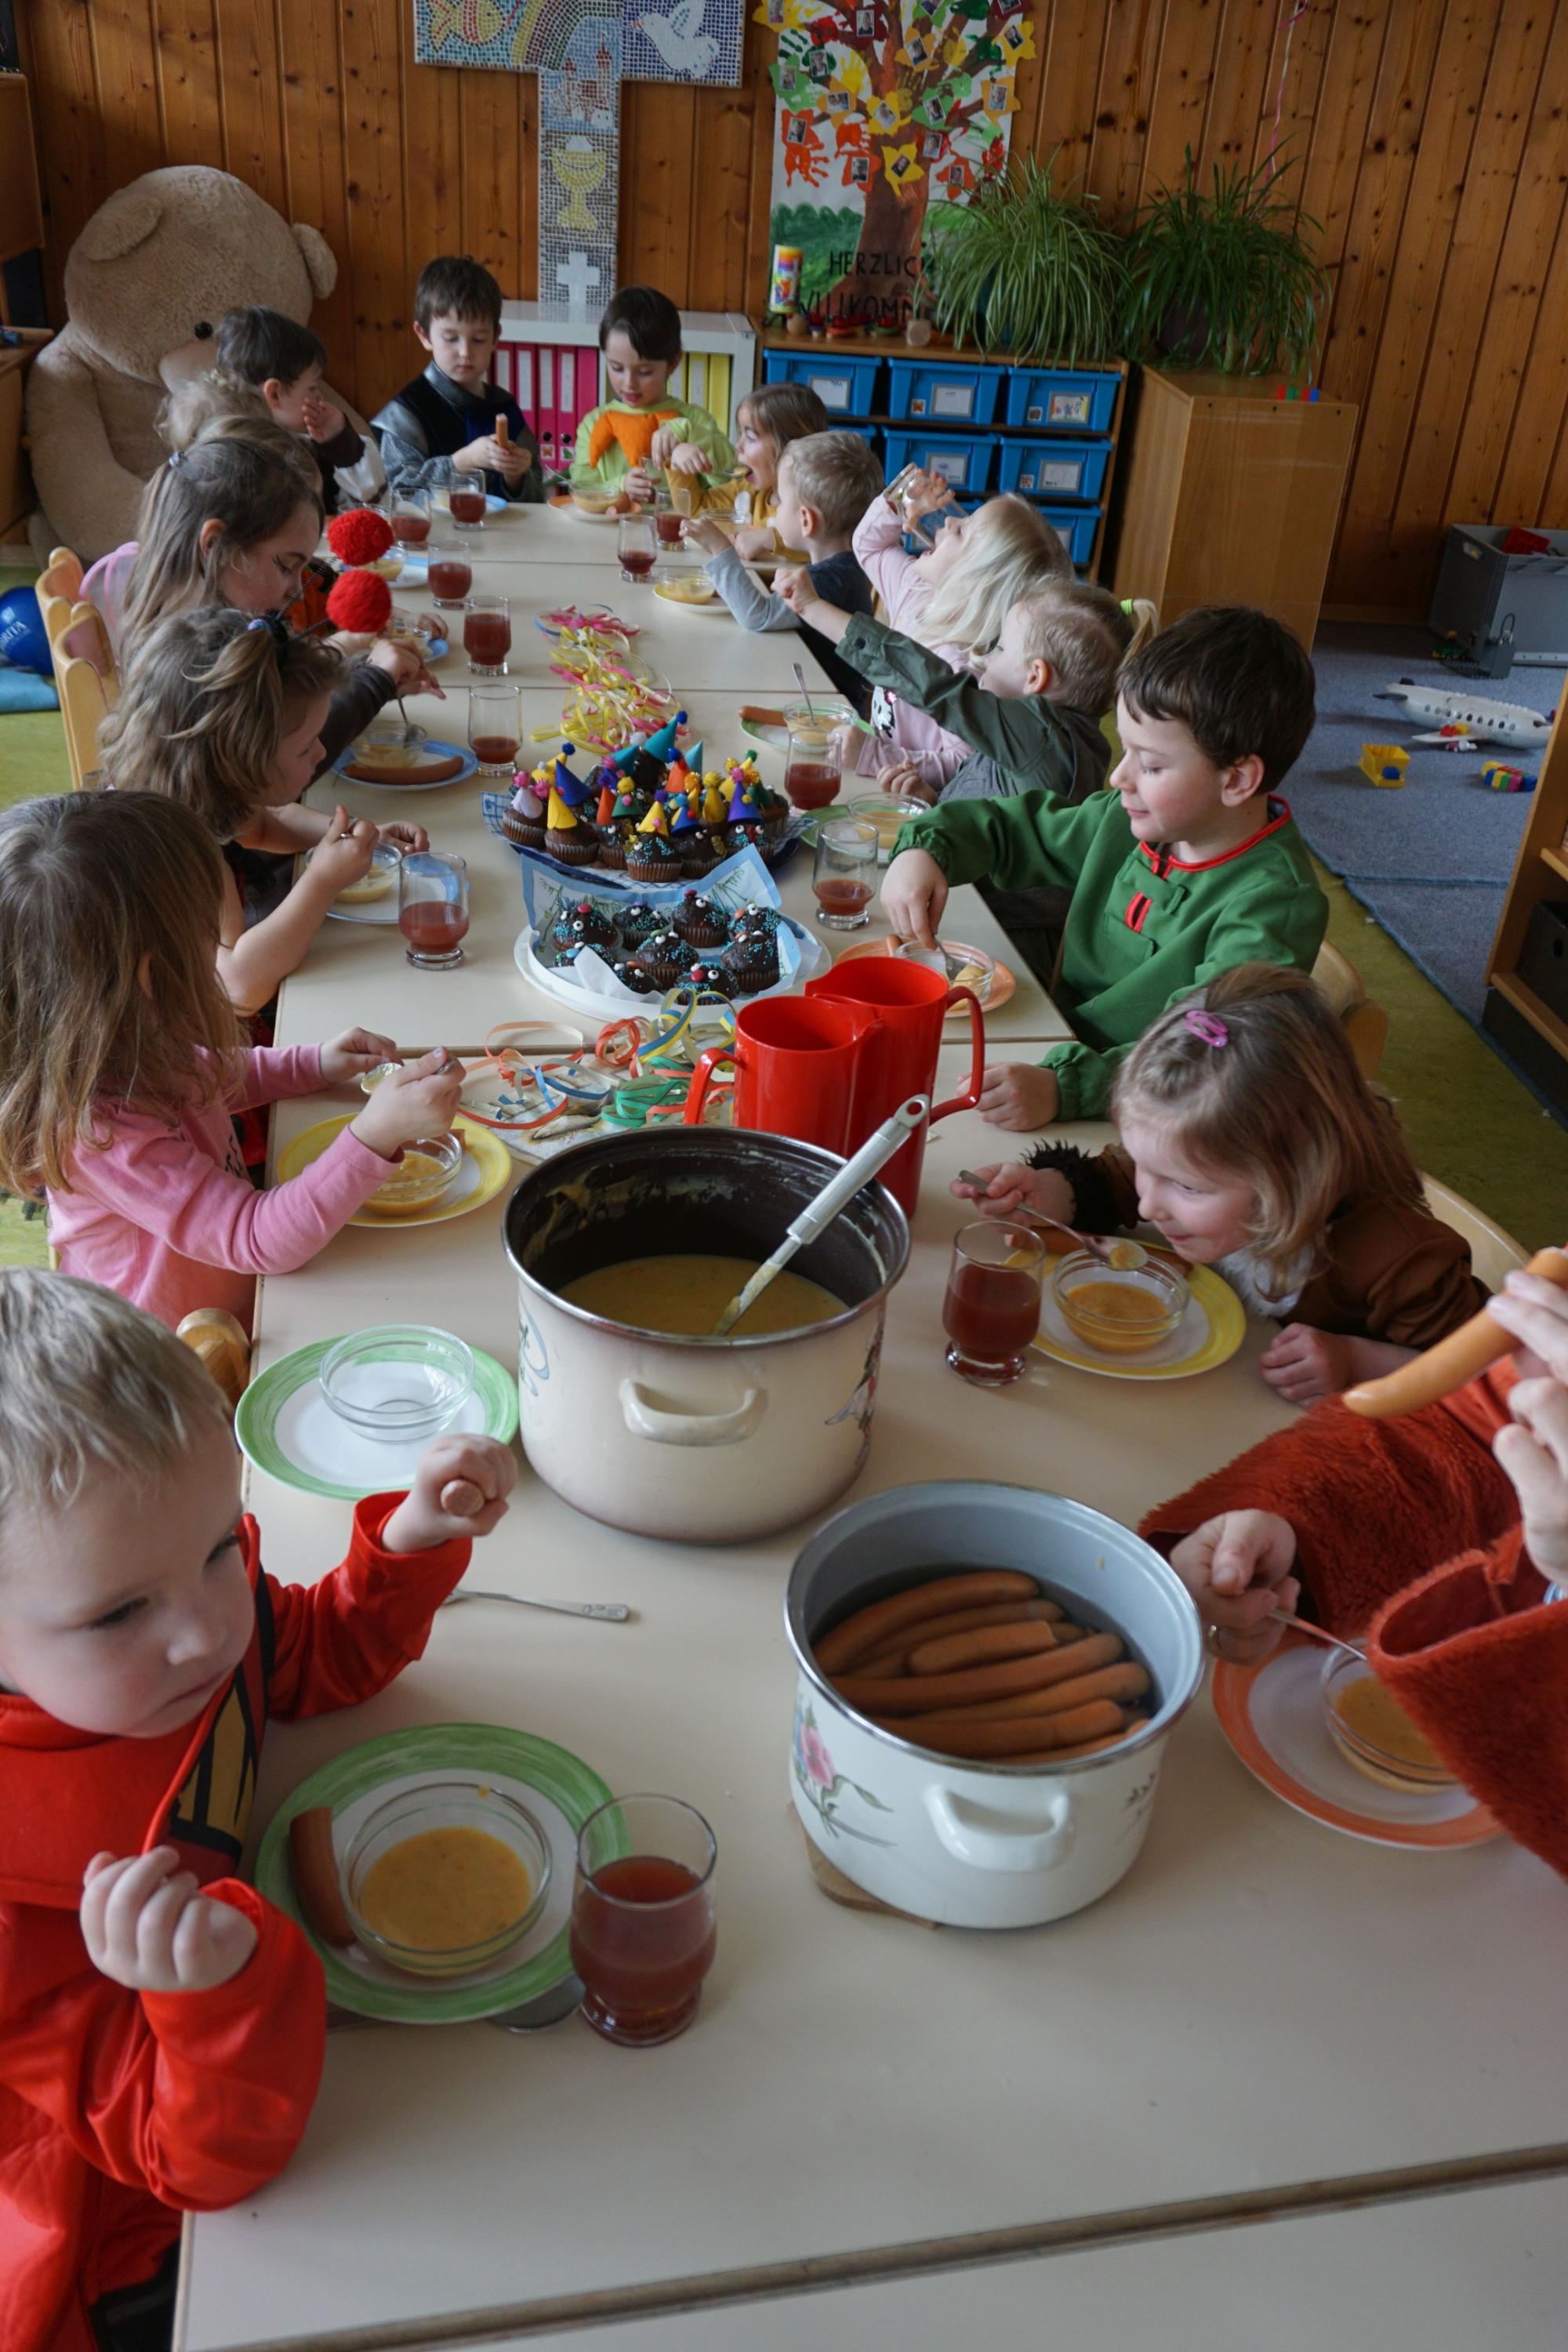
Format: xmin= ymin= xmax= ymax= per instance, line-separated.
xmin=877 ymin=607 xmax=1327 ymax=1130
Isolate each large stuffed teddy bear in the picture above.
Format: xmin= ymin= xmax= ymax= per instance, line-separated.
xmin=27 ymin=166 xmax=347 ymax=565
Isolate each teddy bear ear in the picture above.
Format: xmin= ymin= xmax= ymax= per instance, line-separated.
xmin=292 ymin=223 xmax=339 ymax=299
xmin=75 ymin=184 xmax=164 ymax=263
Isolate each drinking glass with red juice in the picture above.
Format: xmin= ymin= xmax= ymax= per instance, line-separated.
xmin=467 ymin=684 xmax=521 ymax=775
xmin=784 ymin=717 xmax=843 ymax=811
xmin=942 ymin=1221 xmax=1045 ymax=1387
xmin=569 ymin=1795 xmax=717 ymax=2047
xmin=429 ymin=550 xmax=473 ymax=608
xmin=392 ymin=488 xmax=431 ymax=545
xmin=398 ymin=851 xmax=470 ymax=970
xmin=464 ymin=593 xmax=511 ymax=677
xmin=448 ymin=485 xmax=487 ymax=528
xmin=618 ymin=513 xmax=656 ymax=582
xmin=811 ymin=817 xmax=878 ymax=930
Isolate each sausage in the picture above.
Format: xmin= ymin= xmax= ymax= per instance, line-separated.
xmin=907 ymin=1661 xmax=1146 ymax=1728
xmin=907 ymin=1621 xmax=1058 ymax=1675
xmin=1342 ymin=1244 xmax=1568 ymax=1419
xmin=812 ymin=1570 xmax=1039 ymax=1675
xmin=1012 ymin=1715 xmax=1149 ymax=1764
xmin=288 ymin=1806 xmax=355 ymax=1947
xmin=856 ymin=1601 xmax=1065 ymax=1675
xmin=930 ymin=1637 xmax=1134 ymax=1719
xmin=495 ymin=415 xmax=510 ymax=448
xmin=874 ymin=1700 xmax=1127 ymax=1759
xmin=834 ymin=1638 xmax=1100 ymax=1717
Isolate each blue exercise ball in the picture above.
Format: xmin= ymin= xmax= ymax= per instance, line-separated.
xmin=0 ymin=587 xmax=54 ymax=678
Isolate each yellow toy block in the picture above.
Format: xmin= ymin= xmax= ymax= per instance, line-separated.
xmin=1359 ymin=742 xmax=1409 ymax=787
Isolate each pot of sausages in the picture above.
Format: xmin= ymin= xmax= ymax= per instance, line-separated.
xmin=503 ymin=1127 xmax=909 ymax=1542
xmin=786 ymin=1481 xmax=1203 ymax=1927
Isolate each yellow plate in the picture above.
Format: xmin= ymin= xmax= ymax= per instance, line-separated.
xmin=276 ymin=1114 xmax=514 ymax=1229
xmin=1032 ymin=1252 xmax=1244 ymax=1381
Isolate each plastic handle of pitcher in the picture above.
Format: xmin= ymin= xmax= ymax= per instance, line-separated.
xmin=924 ymin=1785 xmax=1076 ymax=1875
xmin=683 ymin=1044 xmax=736 ymax=1125
xmin=931 ymin=986 xmax=985 ymax=1123
xmin=619 ymin=1378 xmax=766 ymax=1446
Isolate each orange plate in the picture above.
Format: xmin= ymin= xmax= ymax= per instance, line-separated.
xmin=832 ymin=936 xmax=1017 ymax=1020
xmin=1210 ymin=1634 xmax=1499 ymax=1852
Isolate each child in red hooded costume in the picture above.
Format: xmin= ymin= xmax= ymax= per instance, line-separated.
xmin=1140 ymin=1256 xmax=1568 ymax=1879
xmin=0 ymin=1271 xmax=517 ymax=2352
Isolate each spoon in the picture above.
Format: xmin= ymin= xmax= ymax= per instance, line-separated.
xmin=441 ymin=1588 xmax=632 ymax=1623
xmin=791 ymin=660 xmax=816 ymax=722
xmin=712 ymin=1096 xmax=928 ymax=1338
xmin=1265 ymin=1610 xmax=1363 ymax=1659
xmin=953 ymin=1173 xmax=1145 ymax=1269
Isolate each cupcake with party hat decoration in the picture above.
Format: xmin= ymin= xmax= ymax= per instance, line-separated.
xmin=500 ymin=772 xmax=547 ymax=850
xmin=546 ymin=781 xmax=597 ymax=866
xmin=626 ymin=802 xmax=679 ymax=886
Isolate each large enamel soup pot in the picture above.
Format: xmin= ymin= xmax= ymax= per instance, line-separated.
xmin=786 ymin=1482 xmax=1204 ymax=1927
xmin=502 ymin=1128 xmax=909 ymax=1542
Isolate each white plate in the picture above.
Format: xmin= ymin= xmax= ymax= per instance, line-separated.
xmin=325 ymin=880 xmax=399 ymax=926
xmin=273 ymin=1373 xmax=493 ymax=1492
xmin=331 ymin=739 xmax=480 ymax=793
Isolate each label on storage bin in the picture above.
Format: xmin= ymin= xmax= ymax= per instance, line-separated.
xmin=1047 ymin=391 xmax=1091 ymax=423
xmin=931 ymin=382 xmax=975 ymax=419
xmin=1029 ymin=459 xmax=1082 ymax=492
xmin=931 ymin=450 xmax=969 ymax=484
xmin=811 ymin=375 xmax=852 ymax=409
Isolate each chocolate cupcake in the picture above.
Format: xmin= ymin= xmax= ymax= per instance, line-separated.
xmin=723 ymin=932 xmax=779 ymax=994
xmin=681 ymin=833 xmax=721 ymax=879
xmin=625 ymin=832 xmax=681 ymax=887
xmin=597 ymin=822 xmax=627 ymax=869
xmin=727 ymin=821 xmax=768 ymax=860
xmin=618 ymin=898 xmax=662 ymax=948
xmin=546 ymin=808 xmax=597 ymax=867
xmin=685 ymin=959 xmax=735 ymax=1001
xmin=500 ymin=786 xmax=547 ymax=850
xmin=609 ymin=955 xmax=658 ymax=995
xmin=561 ymin=899 xmax=620 ymax=950
xmin=730 ymin=904 xmax=782 ymax=940
xmin=673 ymin=891 xmax=726 ymax=949
xmin=633 ymin=927 xmax=686 ymax=989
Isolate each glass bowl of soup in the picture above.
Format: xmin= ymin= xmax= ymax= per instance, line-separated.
xmin=1319 ymin=1648 xmax=1457 ymax=1792
xmin=365 ymin=1130 xmax=463 ymax=1218
xmin=1052 ymin=1249 xmax=1187 ymax=1355
xmin=343 ymin=1780 xmax=552 ymax=1976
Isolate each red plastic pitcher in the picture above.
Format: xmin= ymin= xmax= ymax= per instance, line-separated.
xmin=684 ymin=996 xmax=878 ymax=1156
xmin=806 ymin=956 xmax=984 ymax=1210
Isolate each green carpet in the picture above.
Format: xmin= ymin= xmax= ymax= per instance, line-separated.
xmin=1 ymin=562 xmax=1560 ymax=1256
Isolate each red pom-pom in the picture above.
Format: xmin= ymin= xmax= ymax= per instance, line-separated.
xmin=325 ymin=507 xmax=395 ymax=564
xmin=325 ymin=568 xmax=394 ymax=634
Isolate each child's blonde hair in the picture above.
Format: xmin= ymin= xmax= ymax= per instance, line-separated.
xmin=777 ymin=430 xmax=884 ymax=536
xmin=100 ymin=608 xmax=344 ymax=842
xmin=917 ymin=492 xmax=1071 ymax=657
xmin=1113 ymin=964 xmax=1425 ymax=1297
xmin=119 ymin=413 xmax=324 ymax=659
xmin=0 ymin=793 xmax=243 ymax=1196
xmin=1011 ymin=580 xmax=1134 ymax=714
xmin=734 ymin=382 xmax=829 ymax=497
xmin=0 ymin=1269 xmax=231 ymax=1535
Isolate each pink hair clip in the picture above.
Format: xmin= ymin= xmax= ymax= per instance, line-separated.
xmin=1184 ymin=1010 xmax=1229 ymax=1048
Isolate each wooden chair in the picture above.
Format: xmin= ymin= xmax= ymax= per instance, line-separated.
xmin=176 ymin=1309 xmax=252 ymax=1412
xmin=37 ymin=546 xmax=82 ymax=608
xmin=1312 ymin=940 xmax=1390 ymax=1080
xmin=55 ymin=629 xmax=118 ymax=791
xmin=1421 ymin=1176 xmax=1529 ymax=1292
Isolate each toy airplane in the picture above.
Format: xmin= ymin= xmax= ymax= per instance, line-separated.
xmin=1377 ymin=678 xmax=1555 ymax=751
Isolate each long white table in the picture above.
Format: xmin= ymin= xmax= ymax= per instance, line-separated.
xmin=179 ymin=507 xmax=1568 ymax=2350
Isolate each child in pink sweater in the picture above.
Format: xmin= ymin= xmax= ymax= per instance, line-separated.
xmin=848 ymin=472 xmax=1073 ymax=794
xmin=0 ymin=793 xmax=462 ymax=1332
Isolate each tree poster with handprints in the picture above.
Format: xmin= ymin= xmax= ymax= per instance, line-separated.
xmin=757 ymin=0 xmax=1032 ymax=328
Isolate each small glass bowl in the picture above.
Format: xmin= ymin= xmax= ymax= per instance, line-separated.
xmin=342 ymin=1779 xmax=552 ymax=1977
xmin=938 ymin=940 xmax=995 ymax=1002
xmin=1053 ymin=1249 xmax=1188 ymax=1355
xmin=358 ymin=711 xmax=427 ymax=754
xmin=318 ymin=1323 xmax=475 ymax=1443
xmin=325 ymin=839 xmax=401 ymax=906
xmin=844 ymin=793 xmax=927 ymax=861
xmin=365 ymin=1130 xmax=463 ymax=1218
xmin=1319 ymin=1648 xmax=1457 ymax=1792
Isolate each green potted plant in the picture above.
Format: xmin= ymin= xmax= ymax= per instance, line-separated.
xmin=919 ymin=152 xmax=1126 ymax=364
xmin=1120 ymin=151 xmax=1330 ymax=376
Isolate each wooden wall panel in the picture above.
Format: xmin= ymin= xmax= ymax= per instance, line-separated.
xmin=16 ymin=0 xmax=1568 ymax=618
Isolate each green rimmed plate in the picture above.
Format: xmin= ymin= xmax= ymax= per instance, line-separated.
xmin=255 ymin=1722 xmax=619 ymax=2024
xmin=236 ymin=1338 xmax=518 ymax=1501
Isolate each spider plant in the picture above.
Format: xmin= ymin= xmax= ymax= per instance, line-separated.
xmin=920 ymin=152 xmax=1127 ymax=365
xmin=1121 ymin=151 xmax=1330 ymax=377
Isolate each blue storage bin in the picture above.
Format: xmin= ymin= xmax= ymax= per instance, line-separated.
xmin=885 ymin=358 xmax=1002 ymax=426
xmin=1036 ymin=506 xmax=1100 ymax=566
xmin=996 ymin=438 xmax=1111 ymax=502
xmin=1003 ymin=368 xmax=1120 ymax=433
xmin=881 ymin=429 xmax=996 ymax=496
xmin=763 ymin=349 xmax=882 ymax=416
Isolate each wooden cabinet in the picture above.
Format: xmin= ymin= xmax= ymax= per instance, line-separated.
xmin=1109 ymin=368 xmax=1357 ymax=649
xmin=1484 ymin=702 xmax=1568 ymax=1117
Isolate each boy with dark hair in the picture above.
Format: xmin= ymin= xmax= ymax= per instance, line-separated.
xmin=374 ymin=256 xmax=543 ymax=503
xmin=570 ymin=282 xmax=734 ymax=500
xmin=214 ymin=305 xmax=384 ymax=515
xmin=880 ymin=605 xmax=1327 ymax=1130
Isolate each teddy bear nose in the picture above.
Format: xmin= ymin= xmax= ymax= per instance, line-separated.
xmin=194 ymin=321 xmax=213 ymax=339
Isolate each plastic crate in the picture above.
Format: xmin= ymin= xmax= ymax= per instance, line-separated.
xmin=763 ymin=349 xmax=883 ymax=416
xmin=1036 ymin=507 xmax=1101 ymax=567
xmin=996 ymin=439 xmax=1110 ymax=502
xmin=881 ymin=429 xmax=996 ymax=496
xmin=885 ymin=358 xmax=1002 ymax=426
xmin=1003 ymin=368 xmax=1119 ymax=433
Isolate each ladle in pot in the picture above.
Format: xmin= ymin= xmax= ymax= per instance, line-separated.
xmin=711 ymin=1097 xmax=928 ymax=1338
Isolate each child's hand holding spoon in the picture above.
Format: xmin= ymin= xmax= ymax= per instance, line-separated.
xmin=953 ymin=1166 xmax=1143 ymax=1268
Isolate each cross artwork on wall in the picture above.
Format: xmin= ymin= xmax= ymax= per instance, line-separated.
xmin=412 ymin=0 xmax=746 ymax=315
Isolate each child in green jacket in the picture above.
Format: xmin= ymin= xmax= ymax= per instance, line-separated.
xmin=570 ymin=285 xmax=734 ymax=500
xmin=880 ymin=606 xmax=1327 ymax=1130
